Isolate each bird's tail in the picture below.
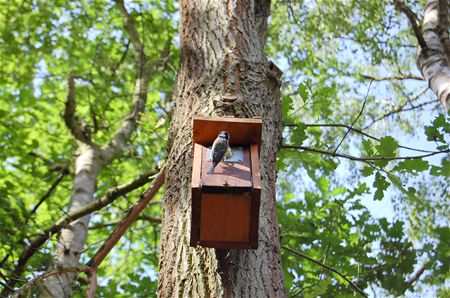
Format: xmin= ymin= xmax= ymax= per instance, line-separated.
xmin=207 ymin=166 xmax=215 ymax=174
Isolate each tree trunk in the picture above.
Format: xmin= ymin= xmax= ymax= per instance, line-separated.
xmin=418 ymin=0 xmax=450 ymax=110
xmin=158 ymin=0 xmax=286 ymax=296
xmin=40 ymin=144 xmax=101 ymax=297
xmin=39 ymin=2 xmax=151 ymax=292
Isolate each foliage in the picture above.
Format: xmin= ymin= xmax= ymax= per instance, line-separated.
xmin=0 ymin=0 xmax=448 ymax=297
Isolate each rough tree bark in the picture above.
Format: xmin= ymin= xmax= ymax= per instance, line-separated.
xmin=158 ymin=0 xmax=286 ymax=297
xmin=417 ymin=0 xmax=450 ymax=110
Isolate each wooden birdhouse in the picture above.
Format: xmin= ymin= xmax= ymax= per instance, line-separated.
xmin=190 ymin=116 xmax=262 ymax=249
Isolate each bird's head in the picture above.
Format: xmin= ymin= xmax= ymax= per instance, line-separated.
xmin=218 ymin=131 xmax=229 ymax=140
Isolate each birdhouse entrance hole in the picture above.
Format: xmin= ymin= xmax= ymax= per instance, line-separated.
xmin=190 ymin=116 xmax=262 ymax=249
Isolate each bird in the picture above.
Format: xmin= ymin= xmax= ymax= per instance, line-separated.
xmin=207 ymin=131 xmax=230 ymax=174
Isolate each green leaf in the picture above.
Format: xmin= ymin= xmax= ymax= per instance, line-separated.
xmin=394 ymin=159 xmax=429 ymax=175
xmin=374 ymin=136 xmax=398 ymax=167
xmin=362 ymin=139 xmax=375 ymax=157
xmin=430 ymin=159 xmax=450 ymax=177
xmin=298 ymin=82 xmax=309 ymax=101
xmin=291 ymin=123 xmax=307 ymax=145
xmin=361 ymin=166 xmax=375 ymax=177
xmin=317 ymin=176 xmax=330 ymax=195
xmin=377 ymin=136 xmax=398 ymax=156
xmin=373 ymin=171 xmax=389 ymax=200
xmin=281 ymin=96 xmax=294 ymax=119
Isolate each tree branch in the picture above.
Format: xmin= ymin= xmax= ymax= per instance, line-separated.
xmin=88 ymin=165 xmax=165 ymax=269
xmin=364 ymin=99 xmax=437 ymax=129
xmin=0 ymin=168 xmax=160 ymax=296
xmin=90 ymin=214 xmax=161 ymax=230
xmin=28 ymin=152 xmax=69 ymax=172
xmin=354 ymin=73 xmax=423 ymax=81
xmin=282 ymin=245 xmax=368 ymax=297
xmin=115 ymin=0 xmax=145 ymax=59
xmin=63 ymin=74 xmax=91 ymax=143
xmin=12 ymin=266 xmax=94 ymax=298
xmin=406 ymin=263 xmax=427 ymax=285
xmin=101 ymin=1 xmax=171 ymax=164
xmin=29 ymin=171 xmax=67 ymax=216
xmin=86 ymin=268 xmax=97 ymax=298
xmin=394 ymin=0 xmax=428 ymax=51
xmin=284 ymin=123 xmax=436 ymax=153
xmin=281 ymin=144 xmax=450 ymax=162
xmin=111 ymin=40 xmax=131 ymax=76
xmin=333 ymin=80 xmax=372 ymax=154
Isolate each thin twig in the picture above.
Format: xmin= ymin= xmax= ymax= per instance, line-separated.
xmin=90 ymin=215 xmax=161 ymax=229
xmin=281 ymin=144 xmax=450 ymax=162
xmin=333 ymin=80 xmax=372 ymax=154
xmin=28 ymin=152 xmax=69 ymax=172
xmin=88 ymin=166 xmax=165 ymax=268
xmin=364 ymin=99 xmax=437 ymax=129
xmin=29 ymin=171 xmax=68 ymax=216
xmin=282 ymin=245 xmax=368 ymax=297
xmin=12 ymin=266 xmax=94 ymax=298
xmin=284 ymin=122 xmax=435 ymax=153
xmin=111 ymin=40 xmax=131 ymax=75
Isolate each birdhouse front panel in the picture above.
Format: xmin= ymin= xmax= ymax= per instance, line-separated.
xmin=199 ymin=193 xmax=251 ymax=243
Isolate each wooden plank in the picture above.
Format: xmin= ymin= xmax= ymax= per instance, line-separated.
xmin=201 ymin=146 xmax=252 ymax=188
xmin=249 ymin=188 xmax=261 ymax=249
xmin=191 ymin=143 xmax=203 ymax=188
xmin=190 ymin=188 xmax=201 ymax=247
xmin=250 ymin=144 xmax=261 ymax=190
xmin=250 ymin=144 xmax=261 ymax=248
xmin=193 ymin=116 xmax=262 ymax=147
xmin=198 ymin=241 xmax=253 ymax=249
xmin=199 ymin=193 xmax=251 ymax=243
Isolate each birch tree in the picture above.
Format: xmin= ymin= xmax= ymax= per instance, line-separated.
xmin=396 ymin=0 xmax=450 ymax=110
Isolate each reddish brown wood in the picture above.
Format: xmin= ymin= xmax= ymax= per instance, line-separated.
xmin=190 ymin=117 xmax=262 ymax=250
xmin=193 ymin=116 xmax=262 ymax=147
xmin=201 ymin=145 xmax=252 ymax=188
xmin=197 ymin=241 xmax=254 ymax=249
xmin=199 ymin=193 xmax=251 ymax=242
xmin=249 ymin=144 xmax=261 ymax=248
xmin=191 ymin=143 xmax=202 ymax=188
xmin=250 ymin=144 xmax=261 ymax=190
xmin=249 ymin=188 xmax=261 ymax=249
xmin=190 ymin=188 xmax=201 ymax=246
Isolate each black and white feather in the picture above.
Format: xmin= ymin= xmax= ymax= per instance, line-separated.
xmin=207 ymin=131 xmax=229 ymax=174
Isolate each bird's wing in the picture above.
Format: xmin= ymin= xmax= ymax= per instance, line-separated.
xmin=212 ymin=144 xmax=228 ymax=163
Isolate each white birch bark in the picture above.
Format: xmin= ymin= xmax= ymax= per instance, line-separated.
xmin=40 ymin=144 xmax=101 ymax=297
xmin=40 ymin=1 xmax=155 ymax=295
xmin=417 ymin=0 xmax=450 ymax=110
